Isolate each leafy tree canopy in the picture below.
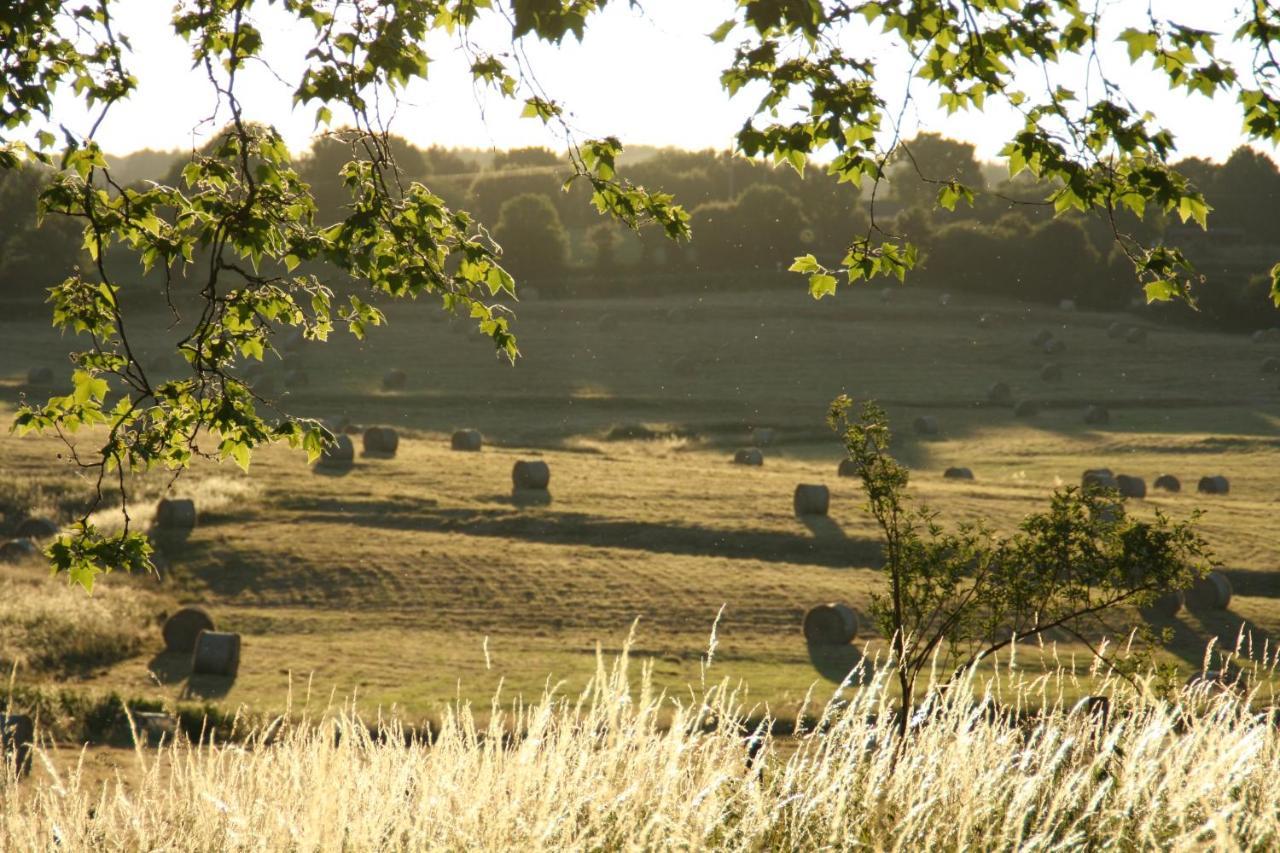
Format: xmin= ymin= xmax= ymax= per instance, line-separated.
xmin=2 ymin=0 xmax=1279 ymax=586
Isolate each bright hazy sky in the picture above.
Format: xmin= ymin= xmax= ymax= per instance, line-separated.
xmin=48 ymin=0 xmax=1277 ymax=165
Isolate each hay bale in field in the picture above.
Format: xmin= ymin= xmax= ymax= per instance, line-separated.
xmin=1082 ymin=468 xmax=1118 ymax=491
xmin=751 ymin=427 xmax=775 ymax=447
xmin=1125 ymin=327 xmax=1148 ymax=344
xmin=1013 ymin=399 xmax=1039 ymax=418
xmin=0 ymin=539 xmax=38 ymax=563
xmin=155 ymin=498 xmax=196 ymax=531
xmin=26 ymin=366 xmax=54 ymax=385
xmin=381 ymin=369 xmax=407 ymax=391
xmin=1197 ymin=475 xmax=1230 ymax=495
xmin=284 ymin=369 xmax=309 ymax=389
xmin=987 ymin=382 xmax=1012 ymax=404
xmin=802 ymin=603 xmax=858 ymax=645
xmin=1083 ymin=404 xmax=1110 ymax=425
xmin=1186 ymin=571 xmax=1232 ymax=611
xmin=1040 ymin=362 xmax=1064 ymax=382
xmin=1262 ymin=356 xmax=1280 ymax=374
xmin=1059 ymin=298 xmax=1076 ymax=312
xmin=793 ymin=484 xmax=830 ymax=516
xmin=1154 ymin=474 xmax=1181 ymax=492
xmin=1116 ymin=474 xmax=1146 ymax=498
xmin=191 ymin=630 xmax=240 ymax=677
xmin=1069 ymin=695 xmax=1111 ymax=729
xmin=316 ymin=434 xmax=355 ymax=468
xmin=943 ymin=467 xmax=974 ymax=480
xmin=837 ymin=458 xmax=862 ymax=478
xmin=15 ymin=517 xmax=58 ymax=540
xmin=362 ymin=426 xmax=399 ymax=457
xmin=163 ymin=607 xmax=215 ymax=653
xmin=1043 ymin=337 xmax=1066 ymax=354
xmin=1141 ymin=589 xmax=1184 ymax=620
xmin=1 ymin=714 xmax=34 ymax=777
xmin=1029 ymin=328 xmax=1053 ymax=347
xmin=733 ymin=448 xmax=764 ymax=467
xmin=913 ymin=415 xmax=939 ymax=436
xmin=451 ymin=428 xmax=483 ymax=452
xmin=512 ymin=460 xmax=551 ymax=491
xmin=1107 ymin=322 xmax=1127 ymax=339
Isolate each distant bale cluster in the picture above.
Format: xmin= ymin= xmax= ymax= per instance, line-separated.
xmin=1197 ymin=475 xmax=1230 ymax=495
xmin=1082 ymin=468 xmax=1231 ymax=499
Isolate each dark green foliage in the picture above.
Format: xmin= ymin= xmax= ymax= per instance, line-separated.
xmin=493 ymin=194 xmax=570 ymax=281
xmin=693 ymin=184 xmax=809 ymax=272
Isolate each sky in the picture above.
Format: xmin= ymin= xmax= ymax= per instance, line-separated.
xmin=45 ymin=0 xmax=1278 ymax=165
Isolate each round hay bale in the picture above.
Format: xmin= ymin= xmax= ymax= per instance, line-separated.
xmin=381 ymin=369 xmax=407 ymax=391
xmin=987 ymin=382 xmax=1012 ymax=404
xmin=0 ymin=539 xmax=39 ymax=563
xmin=1141 ymin=589 xmax=1184 ymax=620
xmin=26 ymin=366 xmax=53 ymax=385
xmin=751 ymin=427 xmax=776 ymax=447
xmin=1043 ymin=338 xmax=1066 ymax=354
xmin=1 ymin=714 xmax=34 ymax=777
xmin=191 ymin=630 xmax=240 ymax=677
xmin=1197 ymin=475 xmax=1230 ymax=495
xmin=512 ymin=460 xmax=551 ymax=491
xmin=362 ymin=426 xmax=399 ymax=457
xmin=1059 ymin=298 xmax=1076 ymax=312
xmin=1107 ymin=322 xmax=1127 ymax=340
xmin=155 ymin=498 xmax=196 ymax=531
xmin=316 ymin=434 xmax=355 ymax=467
xmin=913 ymin=415 xmax=939 ymax=436
xmin=451 ymin=428 xmax=483 ymax=452
xmin=1013 ymin=399 xmax=1039 ymax=418
xmin=1029 ymin=328 xmax=1053 ymax=347
xmin=15 ymin=517 xmax=59 ymax=540
xmin=1083 ymin=404 xmax=1110 ymax=425
xmin=793 ymin=484 xmax=830 ymax=516
xmin=1186 ymin=571 xmax=1232 ymax=611
xmin=802 ymin=603 xmax=857 ymax=645
xmin=163 ymin=607 xmax=215 ymax=653
xmin=285 ymin=369 xmax=309 ymax=389
xmin=837 ymin=459 xmax=862 ymax=478
xmin=1116 ymin=474 xmax=1146 ymax=499
xmin=733 ymin=448 xmax=764 ymax=466
xmin=1262 ymin=357 xmax=1280 ymax=374
xmin=1153 ymin=474 xmax=1181 ymax=492
xmin=1040 ymin=362 xmax=1064 ymax=382
xmin=1082 ymin=468 xmax=1118 ymax=491
xmin=1125 ymin=327 xmax=1148 ymax=344
xmin=943 ymin=466 xmax=974 ymax=480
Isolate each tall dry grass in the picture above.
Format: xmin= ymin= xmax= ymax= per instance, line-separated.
xmin=4 ymin=635 xmax=1279 ymax=850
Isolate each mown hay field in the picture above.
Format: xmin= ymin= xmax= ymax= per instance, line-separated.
xmin=1 ymin=283 xmax=1278 ymax=723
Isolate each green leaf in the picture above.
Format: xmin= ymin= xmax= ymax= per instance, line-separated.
xmin=1143 ymin=279 xmax=1181 ymax=303
xmin=809 ymin=273 xmax=838 ymax=299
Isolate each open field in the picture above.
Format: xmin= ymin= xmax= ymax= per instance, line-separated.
xmin=2 ymin=282 xmax=1279 ymax=725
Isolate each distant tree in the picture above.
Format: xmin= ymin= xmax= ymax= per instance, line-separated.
xmin=1209 ymin=147 xmax=1280 ymax=244
xmin=492 ymin=146 xmax=561 ymax=171
xmin=587 ymin=221 xmax=624 ymax=272
xmin=889 ymin=133 xmax=987 ymax=212
xmin=692 ymin=184 xmax=808 ymax=272
xmin=0 ymin=166 xmax=81 ymax=300
xmin=493 ymin=194 xmax=570 ymax=281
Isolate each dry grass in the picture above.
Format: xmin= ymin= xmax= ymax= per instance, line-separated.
xmin=5 ymin=640 xmax=1280 ymax=850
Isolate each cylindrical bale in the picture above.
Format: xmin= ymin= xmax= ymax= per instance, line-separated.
xmin=317 ymin=434 xmax=355 ymax=467
xmin=1186 ymin=571 xmax=1232 ymax=610
xmin=451 ymin=429 xmax=483 ymax=452
xmin=163 ymin=606 xmax=215 ymax=653
xmin=1116 ymin=474 xmax=1146 ymax=498
xmin=1154 ymin=474 xmax=1181 ymax=492
xmin=1107 ymin=322 xmax=1127 ymax=340
xmin=793 ymin=484 xmax=830 ymax=516
xmin=1 ymin=714 xmax=34 ymax=776
xmin=837 ymin=459 xmax=862 ymax=478
xmin=362 ymin=426 xmax=399 ymax=457
xmin=1029 ymin=329 xmax=1053 ymax=347
xmin=512 ymin=460 xmax=551 ymax=491
xmin=1262 ymin=357 xmax=1280 ymax=374
xmin=155 ymin=498 xmax=196 ymax=531
xmin=1125 ymin=327 xmax=1148 ymax=344
xmin=1013 ymin=400 xmax=1039 ymax=418
xmin=943 ymin=467 xmax=974 ymax=480
xmin=1141 ymin=589 xmax=1184 ymax=620
xmin=381 ymin=369 xmax=407 ymax=391
xmin=1040 ymin=362 xmax=1064 ymax=382
xmin=0 ymin=538 xmax=39 ymax=563
xmin=16 ymin=517 xmax=59 ymax=540
xmin=1083 ymin=405 xmax=1110 ymax=425
xmin=1197 ymin=475 xmax=1230 ymax=495
xmin=802 ymin=603 xmax=857 ymax=645
xmin=26 ymin=367 xmax=54 ymax=385
xmin=987 ymin=382 xmax=1012 ymax=404
xmin=733 ymin=448 xmax=763 ymax=466
xmin=913 ymin=415 xmax=939 ymax=436
xmin=1082 ymin=468 xmax=1118 ymax=491
xmin=1043 ymin=338 xmax=1066 ymax=354
xmin=191 ymin=630 xmax=241 ymax=677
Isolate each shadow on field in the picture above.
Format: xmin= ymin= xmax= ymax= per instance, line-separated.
xmin=1219 ymin=568 xmax=1280 ymax=599
xmin=807 ymin=642 xmax=866 ymax=684
xmin=1146 ymin=609 xmax=1275 ymax=670
xmin=798 ymin=515 xmax=846 ymax=542
xmin=146 ymin=652 xmax=235 ymax=700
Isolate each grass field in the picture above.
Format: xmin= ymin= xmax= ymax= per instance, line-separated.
xmin=2 ymin=281 xmax=1279 ymax=727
